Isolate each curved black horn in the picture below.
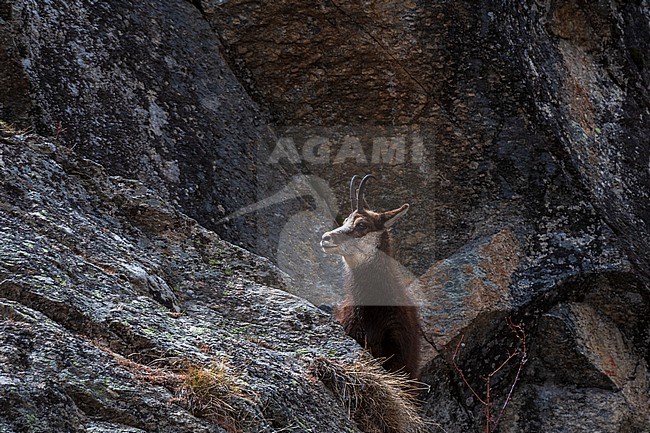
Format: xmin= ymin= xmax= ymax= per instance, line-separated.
xmin=349 ymin=175 xmax=359 ymax=211
xmin=356 ymin=174 xmax=376 ymax=212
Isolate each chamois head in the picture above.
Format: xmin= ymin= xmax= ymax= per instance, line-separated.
xmin=320 ymin=175 xmax=409 ymax=264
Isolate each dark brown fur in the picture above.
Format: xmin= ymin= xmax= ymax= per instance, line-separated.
xmin=335 ymin=224 xmax=421 ymax=379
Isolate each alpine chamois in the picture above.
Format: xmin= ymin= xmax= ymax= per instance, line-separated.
xmin=321 ymin=174 xmax=421 ymax=379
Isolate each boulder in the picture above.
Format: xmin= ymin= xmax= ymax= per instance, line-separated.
xmin=0 ymin=132 xmax=373 ymax=432
xmin=0 ymin=0 xmax=293 ymax=259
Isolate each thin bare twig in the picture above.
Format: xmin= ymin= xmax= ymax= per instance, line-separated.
xmin=452 ymin=317 xmax=528 ymax=433
xmin=452 ymin=335 xmax=486 ymax=405
xmin=53 ymin=121 xmax=67 ymax=142
xmin=493 ymin=318 xmax=528 ymax=429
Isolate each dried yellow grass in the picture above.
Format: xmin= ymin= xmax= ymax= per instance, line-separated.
xmin=177 ymin=361 xmax=255 ymax=431
xmin=0 ymin=120 xmax=31 ymax=136
xmin=311 ymin=356 xmax=429 ymax=433
xmin=103 ymin=346 xmax=255 ymax=433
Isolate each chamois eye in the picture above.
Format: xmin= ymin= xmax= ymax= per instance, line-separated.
xmin=356 ymin=221 xmax=368 ymax=230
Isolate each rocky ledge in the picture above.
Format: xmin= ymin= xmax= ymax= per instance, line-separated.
xmin=0 ymin=130 xmax=432 ymax=433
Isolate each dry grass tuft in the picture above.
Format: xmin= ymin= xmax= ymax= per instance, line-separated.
xmin=311 ymin=356 xmax=429 ymax=433
xmin=177 ymin=361 xmax=256 ymax=431
xmin=0 ymin=120 xmax=32 ymax=136
xmin=118 ymin=354 xmax=184 ymax=387
xmin=100 ymin=346 xmax=256 ymax=433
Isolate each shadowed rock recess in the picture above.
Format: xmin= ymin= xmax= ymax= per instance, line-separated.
xmin=1 ymin=1 xmax=648 ymax=432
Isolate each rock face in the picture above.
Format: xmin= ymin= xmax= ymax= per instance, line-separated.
xmin=0 ymin=132 xmax=369 ymax=432
xmin=1 ymin=0 xmax=649 ymax=432
xmin=204 ymin=1 xmax=649 ymax=431
xmin=0 ymin=0 xmax=295 ymax=260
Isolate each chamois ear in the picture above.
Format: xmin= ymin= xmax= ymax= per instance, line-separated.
xmin=382 ymin=203 xmax=409 ymax=228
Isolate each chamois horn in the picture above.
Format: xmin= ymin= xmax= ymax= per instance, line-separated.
xmin=349 ymin=175 xmax=359 ymax=211
xmin=356 ymin=174 xmax=376 ymax=212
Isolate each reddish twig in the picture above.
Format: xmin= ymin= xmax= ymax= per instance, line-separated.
xmin=451 ymin=317 xmax=528 ymax=433
xmin=54 ymin=121 xmax=67 ymax=142
xmin=452 ymin=336 xmax=486 ymax=405
xmin=493 ymin=317 xmax=528 ymax=429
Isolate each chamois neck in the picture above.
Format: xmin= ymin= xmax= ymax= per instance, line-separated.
xmin=342 ymin=230 xmax=393 ymax=270
xmin=343 ymin=231 xmax=408 ymax=305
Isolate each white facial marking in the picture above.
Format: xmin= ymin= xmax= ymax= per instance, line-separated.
xmin=321 ymin=214 xmax=383 ymax=267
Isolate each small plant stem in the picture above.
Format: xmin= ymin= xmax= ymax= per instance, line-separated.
xmin=485 ymin=377 xmax=491 ymax=433
xmin=452 ymin=317 xmax=529 ymax=433
xmin=452 ymin=336 xmax=486 ymax=405
xmin=494 ymin=353 xmax=527 ymax=428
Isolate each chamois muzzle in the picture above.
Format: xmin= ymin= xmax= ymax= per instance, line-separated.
xmin=320 ymin=230 xmax=345 ymax=252
xmin=320 ymin=233 xmax=334 ymax=247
